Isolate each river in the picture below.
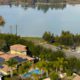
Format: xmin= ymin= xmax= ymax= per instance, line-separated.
xmin=0 ymin=2 xmax=80 ymax=37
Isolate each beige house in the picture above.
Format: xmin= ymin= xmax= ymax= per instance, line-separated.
xmin=0 ymin=64 xmax=10 ymax=75
xmin=73 ymin=74 xmax=80 ymax=80
xmin=0 ymin=64 xmax=17 ymax=76
xmin=10 ymin=44 xmax=27 ymax=55
xmin=0 ymin=53 xmax=34 ymax=75
xmin=0 ymin=44 xmax=34 ymax=75
xmin=0 ymin=52 xmax=34 ymax=61
xmin=0 ymin=51 xmax=5 ymax=55
xmin=43 ymin=78 xmax=51 ymax=80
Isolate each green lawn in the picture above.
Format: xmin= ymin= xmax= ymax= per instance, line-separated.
xmin=23 ymin=37 xmax=46 ymax=44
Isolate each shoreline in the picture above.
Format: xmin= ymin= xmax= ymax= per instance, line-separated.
xmin=0 ymin=2 xmax=80 ymax=6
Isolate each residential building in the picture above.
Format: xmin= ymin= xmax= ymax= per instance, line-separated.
xmin=73 ymin=74 xmax=80 ymax=80
xmin=10 ymin=44 xmax=27 ymax=55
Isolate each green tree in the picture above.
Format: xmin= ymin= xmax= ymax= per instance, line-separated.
xmin=7 ymin=58 xmax=18 ymax=77
xmin=67 ymin=57 xmax=80 ymax=73
xmin=53 ymin=57 xmax=67 ymax=72
xmin=42 ymin=32 xmax=55 ymax=43
xmin=59 ymin=31 xmax=74 ymax=46
xmin=0 ymin=16 xmax=5 ymax=26
xmin=49 ymin=72 xmax=58 ymax=80
xmin=36 ymin=60 xmax=49 ymax=77
xmin=32 ymin=73 xmax=39 ymax=80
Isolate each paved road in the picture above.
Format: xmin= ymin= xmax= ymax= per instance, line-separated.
xmin=63 ymin=49 xmax=80 ymax=59
xmin=31 ymin=40 xmax=80 ymax=59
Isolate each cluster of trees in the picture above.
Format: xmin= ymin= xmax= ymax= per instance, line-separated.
xmin=42 ymin=32 xmax=55 ymax=43
xmin=35 ymin=57 xmax=80 ymax=79
xmin=43 ymin=31 xmax=80 ymax=46
xmin=56 ymin=31 xmax=74 ymax=46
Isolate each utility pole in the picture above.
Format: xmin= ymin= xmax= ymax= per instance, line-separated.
xmin=10 ymin=25 xmax=12 ymax=34
xmin=0 ymin=28 xmax=1 ymax=33
xmin=16 ymin=25 xmax=18 ymax=36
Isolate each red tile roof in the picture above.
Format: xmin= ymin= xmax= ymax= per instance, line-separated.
xmin=0 ymin=64 xmax=10 ymax=73
xmin=0 ymin=53 xmax=34 ymax=61
xmin=0 ymin=54 xmax=16 ymax=61
xmin=73 ymin=75 xmax=80 ymax=80
xmin=0 ymin=51 xmax=4 ymax=55
xmin=10 ymin=44 xmax=27 ymax=51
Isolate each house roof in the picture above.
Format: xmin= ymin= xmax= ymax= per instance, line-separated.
xmin=10 ymin=44 xmax=27 ymax=51
xmin=0 ymin=51 xmax=4 ymax=55
xmin=0 ymin=64 xmax=10 ymax=75
xmin=0 ymin=64 xmax=16 ymax=75
xmin=73 ymin=75 xmax=80 ymax=80
xmin=16 ymin=54 xmax=34 ymax=61
xmin=0 ymin=53 xmax=34 ymax=61
xmin=0 ymin=54 xmax=16 ymax=61
xmin=12 ymin=56 xmax=27 ymax=63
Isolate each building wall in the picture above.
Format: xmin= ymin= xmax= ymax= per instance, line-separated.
xmin=0 ymin=69 xmax=8 ymax=75
xmin=10 ymin=50 xmax=26 ymax=55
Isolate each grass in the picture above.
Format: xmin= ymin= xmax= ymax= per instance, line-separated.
xmin=23 ymin=37 xmax=46 ymax=44
xmin=23 ymin=37 xmax=43 ymax=41
xmin=53 ymin=42 xmax=61 ymax=46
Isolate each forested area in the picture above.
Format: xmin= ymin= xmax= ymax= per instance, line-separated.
xmin=43 ymin=31 xmax=80 ymax=46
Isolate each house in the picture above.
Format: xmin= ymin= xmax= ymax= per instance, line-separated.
xmin=0 ymin=53 xmax=34 ymax=75
xmin=0 ymin=44 xmax=34 ymax=75
xmin=0 ymin=54 xmax=16 ymax=61
xmin=0 ymin=51 xmax=4 ymax=55
xmin=73 ymin=74 xmax=80 ymax=80
xmin=0 ymin=64 xmax=17 ymax=76
xmin=10 ymin=44 xmax=27 ymax=55
xmin=43 ymin=78 xmax=51 ymax=80
xmin=0 ymin=65 xmax=10 ymax=75
xmin=0 ymin=53 xmax=34 ymax=61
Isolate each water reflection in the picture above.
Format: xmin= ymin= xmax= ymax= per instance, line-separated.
xmin=0 ymin=0 xmax=67 ymax=13
xmin=37 ymin=4 xmax=66 ymax=13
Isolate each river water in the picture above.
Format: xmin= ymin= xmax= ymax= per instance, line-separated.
xmin=0 ymin=3 xmax=80 ymax=37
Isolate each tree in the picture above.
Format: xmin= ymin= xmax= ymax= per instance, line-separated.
xmin=36 ymin=60 xmax=49 ymax=77
xmin=36 ymin=60 xmax=47 ymax=69
xmin=67 ymin=57 xmax=80 ymax=73
xmin=49 ymin=72 xmax=58 ymax=80
xmin=0 ymin=16 xmax=5 ymax=26
xmin=7 ymin=58 xmax=18 ymax=77
xmin=32 ymin=73 xmax=39 ymax=80
xmin=59 ymin=31 xmax=74 ymax=46
xmin=53 ymin=57 xmax=67 ymax=72
xmin=42 ymin=32 xmax=55 ymax=43
xmin=53 ymin=60 xmax=60 ymax=72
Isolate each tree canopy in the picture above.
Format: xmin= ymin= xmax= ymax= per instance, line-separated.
xmin=0 ymin=16 xmax=5 ymax=26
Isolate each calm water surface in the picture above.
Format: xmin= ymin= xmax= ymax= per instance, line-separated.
xmin=0 ymin=4 xmax=80 ymax=37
